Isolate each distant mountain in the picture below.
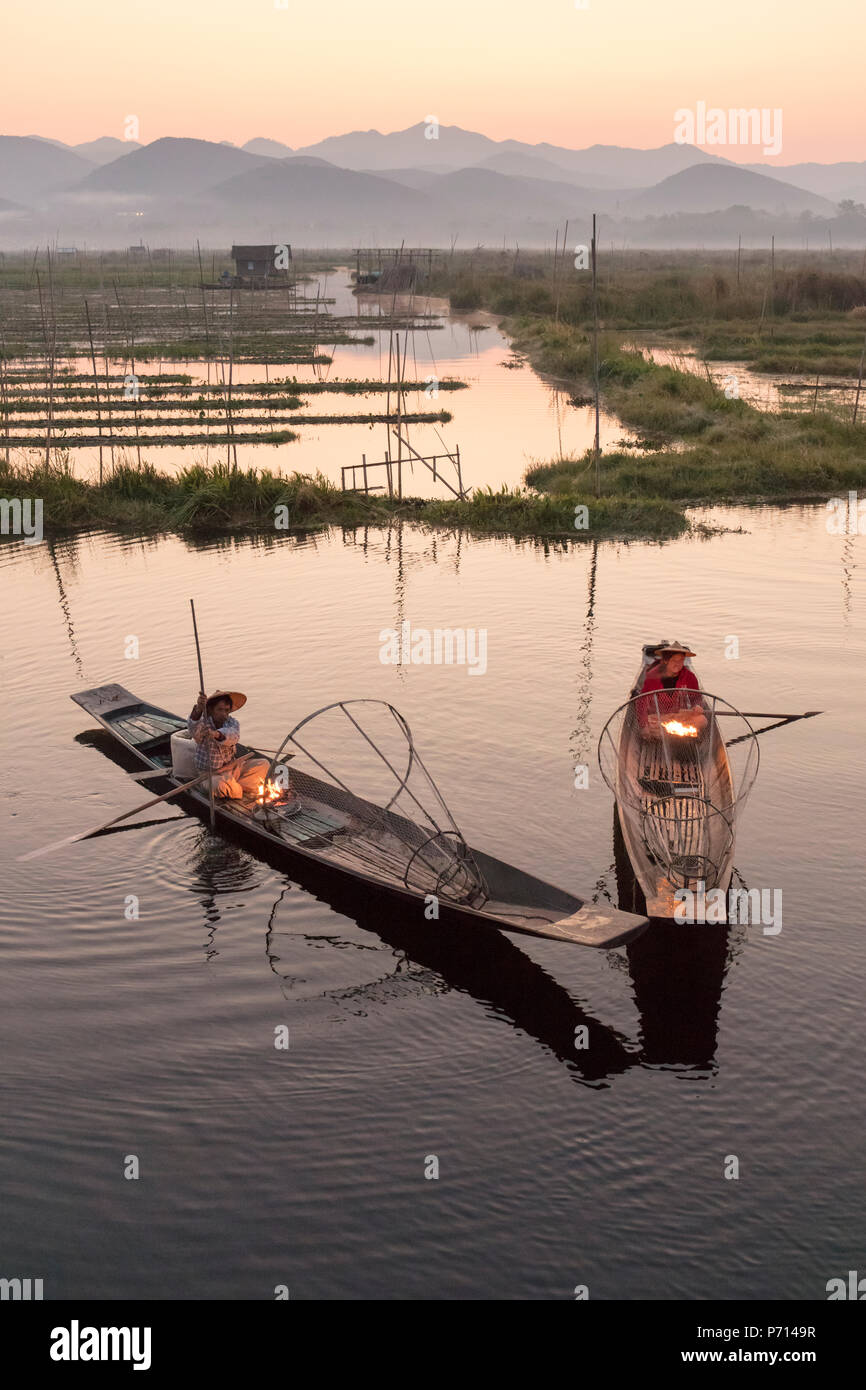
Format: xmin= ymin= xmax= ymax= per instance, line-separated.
xmin=360 ymin=167 xmax=443 ymax=191
xmin=205 ymin=159 xmax=616 ymax=240
xmin=0 ymin=136 xmax=94 ymax=201
xmin=204 ymin=157 xmax=428 ymax=235
xmin=474 ymin=150 xmax=592 ymax=183
xmin=296 ymin=122 xmax=495 ymax=171
xmin=22 ymin=134 xmax=140 ymax=164
xmin=514 ymin=141 xmax=728 ymax=186
xmin=742 ymin=160 xmax=866 ymax=203
xmin=296 ymin=124 xmax=732 ymax=188
xmin=73 ymin=137 xmax=142 ymax=164
xmin=243 ymin=138 xmax=295 ymax=158
xmin=277 ymin=155 xmax=338 ymax=169
xmin=630 ymin=164 xmax=833 ymax=215
xmin=433 ymin=167 xmax=595 ymax=222
xmin=3 ymin=123 xmax=864 ymax=249
xmin=73 ymin=137 xmax=268 ymax=197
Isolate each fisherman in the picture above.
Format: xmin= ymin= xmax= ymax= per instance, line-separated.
xmin=188 ymin=689 xmax=271 ymax=799
xmin=636 ymin=641 xmax=708 ymax=738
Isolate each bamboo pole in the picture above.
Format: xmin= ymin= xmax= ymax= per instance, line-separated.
xmin=35 ymin=262 xmax=57 ymax=467
xmin=396 ymin=334 xmax=403 ymax=499
xmin=228 ymin=285 xmax=237 ymax=468
xmin=591 ymin=213 xmax=601 ymax=494
xmin=197 ymin=240 xmax=210 ymax=351
xmin=555 ymin=219 xmax=568 ymax=322
xmin=0 ymin=324 xmax=10 ymax=466
xmin=189 ymin=598 xmax=215 ymax=829
xmin=83 ymin=299 xmax=104 ymax=484
xmin=100 ymin=297 xmax=116 ymax=474
xmin=852 ymin=330 xmax=866 ymax=425
xmin=130 ymin=327 xmax=142 ymax=468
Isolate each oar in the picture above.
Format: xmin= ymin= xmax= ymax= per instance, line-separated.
xmin=716 ymin=710 xmax=823 ymax=720
xmin=722 ymin=710 xmax=823 ymax=748
xmin=190 ymin=597 xmax=215 ymax=829
xmin=17 ymin=774 xmax=208 ymax=862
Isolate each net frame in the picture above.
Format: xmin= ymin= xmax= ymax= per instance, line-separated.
xmin=598 ymin=688 xmax=760 ymax=886
xmin=263 ymin=700 xmax=490 ymax=908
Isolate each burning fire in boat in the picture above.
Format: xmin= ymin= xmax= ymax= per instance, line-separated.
xmin=257 ymin=779 xmax=283 ymax=804
xmin=662 ymin=719 xmax=699 ymax=737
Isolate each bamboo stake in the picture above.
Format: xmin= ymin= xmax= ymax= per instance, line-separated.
xmin=591 ymin=213 xmax=601 ymax=494
xmin=130 ymin=327 xmax=142 ymax=468
xmin=555 ymin=220 xmax=568 ymax=322
xmin=396 ymin=334 xmax=403 ymax=499
xmin=84 ymin=299 xmax=104 ymax=484
xmin=852 ymin=330 xmax=866 ymax=425
xmin=228 ymin=285 xmax=237 ymax=468
xmin=0 ymin=322 xmax=10 ymax=465
xmin=189 ymin=598 xmax=215 ymax=829
xmin=100 ymin=297 xmax=116 ymax=473
xmin=35 ymin=261 xmax=57 ymax=467
xmin=197 ymin=240 xmax=210 ymax=351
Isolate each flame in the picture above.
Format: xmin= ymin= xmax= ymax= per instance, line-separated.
xmin=663 ymin=719 xmax=699 ymax=737
xmin=257 ymin=779 xmax=282 ymax=803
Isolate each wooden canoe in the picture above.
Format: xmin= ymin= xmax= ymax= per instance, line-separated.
xmin=608 ymin=662 xmax=738 ymax=918
xmin=72 ymin=684 xmax=648 ymax=950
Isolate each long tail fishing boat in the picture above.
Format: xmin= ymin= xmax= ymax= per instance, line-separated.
xmin=71 ymin=685 xmax=648 ymax=950
xmin=598 ymin=647 xmax=760 ymax=918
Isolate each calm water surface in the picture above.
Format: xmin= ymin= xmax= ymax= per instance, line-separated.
xmin=9 ymin=271 xmax=639 ymax=491
xmin=2 ymin=505 xmax=864 ymax=1299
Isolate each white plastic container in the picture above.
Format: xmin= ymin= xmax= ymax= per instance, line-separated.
xmin=170 ymin=730 xmax=197 ymax=779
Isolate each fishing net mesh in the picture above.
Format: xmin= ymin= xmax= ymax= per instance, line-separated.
xmin=262 ymin=701 xmax=489 ymax=908
xmin=598 ymin=690 xmax=759 ymax=886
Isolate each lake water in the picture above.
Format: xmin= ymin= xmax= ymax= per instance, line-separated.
xmin=2 ymin=502 xmax=864 ymax=1299
xmin=6 ymin=271 xmax=640 ymax=492
xmin=628 ymin=336 xmax=862 ymax=417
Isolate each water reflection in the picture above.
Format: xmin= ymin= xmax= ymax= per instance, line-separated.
xmin=47 ymin=536 xmax=85 ymax=680
xmin=77 ymin=721 xmax=732 ymax=1083
xmin=570 ymin=538 xmax=599 ymax=774
xmin=20 ymin=268 xmax=642 ymax=492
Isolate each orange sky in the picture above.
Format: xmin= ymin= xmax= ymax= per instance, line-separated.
xmin=4 ymin=0 xmax=864 ymax=163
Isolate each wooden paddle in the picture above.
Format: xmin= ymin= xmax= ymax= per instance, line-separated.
xmin=720 ymin=710 xmax=823 ymax=748
xmin=190 ymin=597 xmax=215 ymax=830
xmin=17 ymin=773 xmax=208 ymax=862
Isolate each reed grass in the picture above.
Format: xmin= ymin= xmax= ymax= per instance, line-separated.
xmin=431 ymin=250 xmax=866 ymax=375
xmin=0 ymin=457 xmax=686 ymax=539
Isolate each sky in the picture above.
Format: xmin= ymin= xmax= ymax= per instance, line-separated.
xmin=3 ymin=0 xmax=864 ymax=163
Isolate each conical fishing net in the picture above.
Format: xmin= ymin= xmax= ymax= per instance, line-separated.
xmin=598 ymin=690 xmax=760 ymax=889
xmin=263 ymin=700 xmax=489 ymax=908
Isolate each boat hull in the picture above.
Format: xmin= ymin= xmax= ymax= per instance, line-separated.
xmin=614 ymin=667 xmax=736 ymax=919
xmin=72 ymin=684 xmax=648 ymax=949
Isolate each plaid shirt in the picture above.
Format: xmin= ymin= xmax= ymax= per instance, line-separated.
xmin=187 ymin=712 xmax=240 ymax=772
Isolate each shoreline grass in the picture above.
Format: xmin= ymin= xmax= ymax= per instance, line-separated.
xmin=485 ymin=315 xmax=866 ymax=505
xmin=0 ymin=458 xmax=688 ymax=541
xmin=430 ymin=253 xmax=866 ymax=376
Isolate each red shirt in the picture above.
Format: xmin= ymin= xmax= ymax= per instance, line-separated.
xmin=636 ymin=666 xmax=702 ymax=728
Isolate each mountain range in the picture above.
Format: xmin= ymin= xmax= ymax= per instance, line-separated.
xmin=0 ymin=124 xmax=862 ymax=249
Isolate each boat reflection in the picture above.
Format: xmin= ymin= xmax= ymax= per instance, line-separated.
xmin=77 ymin=723 xmax=733 ymax=1086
